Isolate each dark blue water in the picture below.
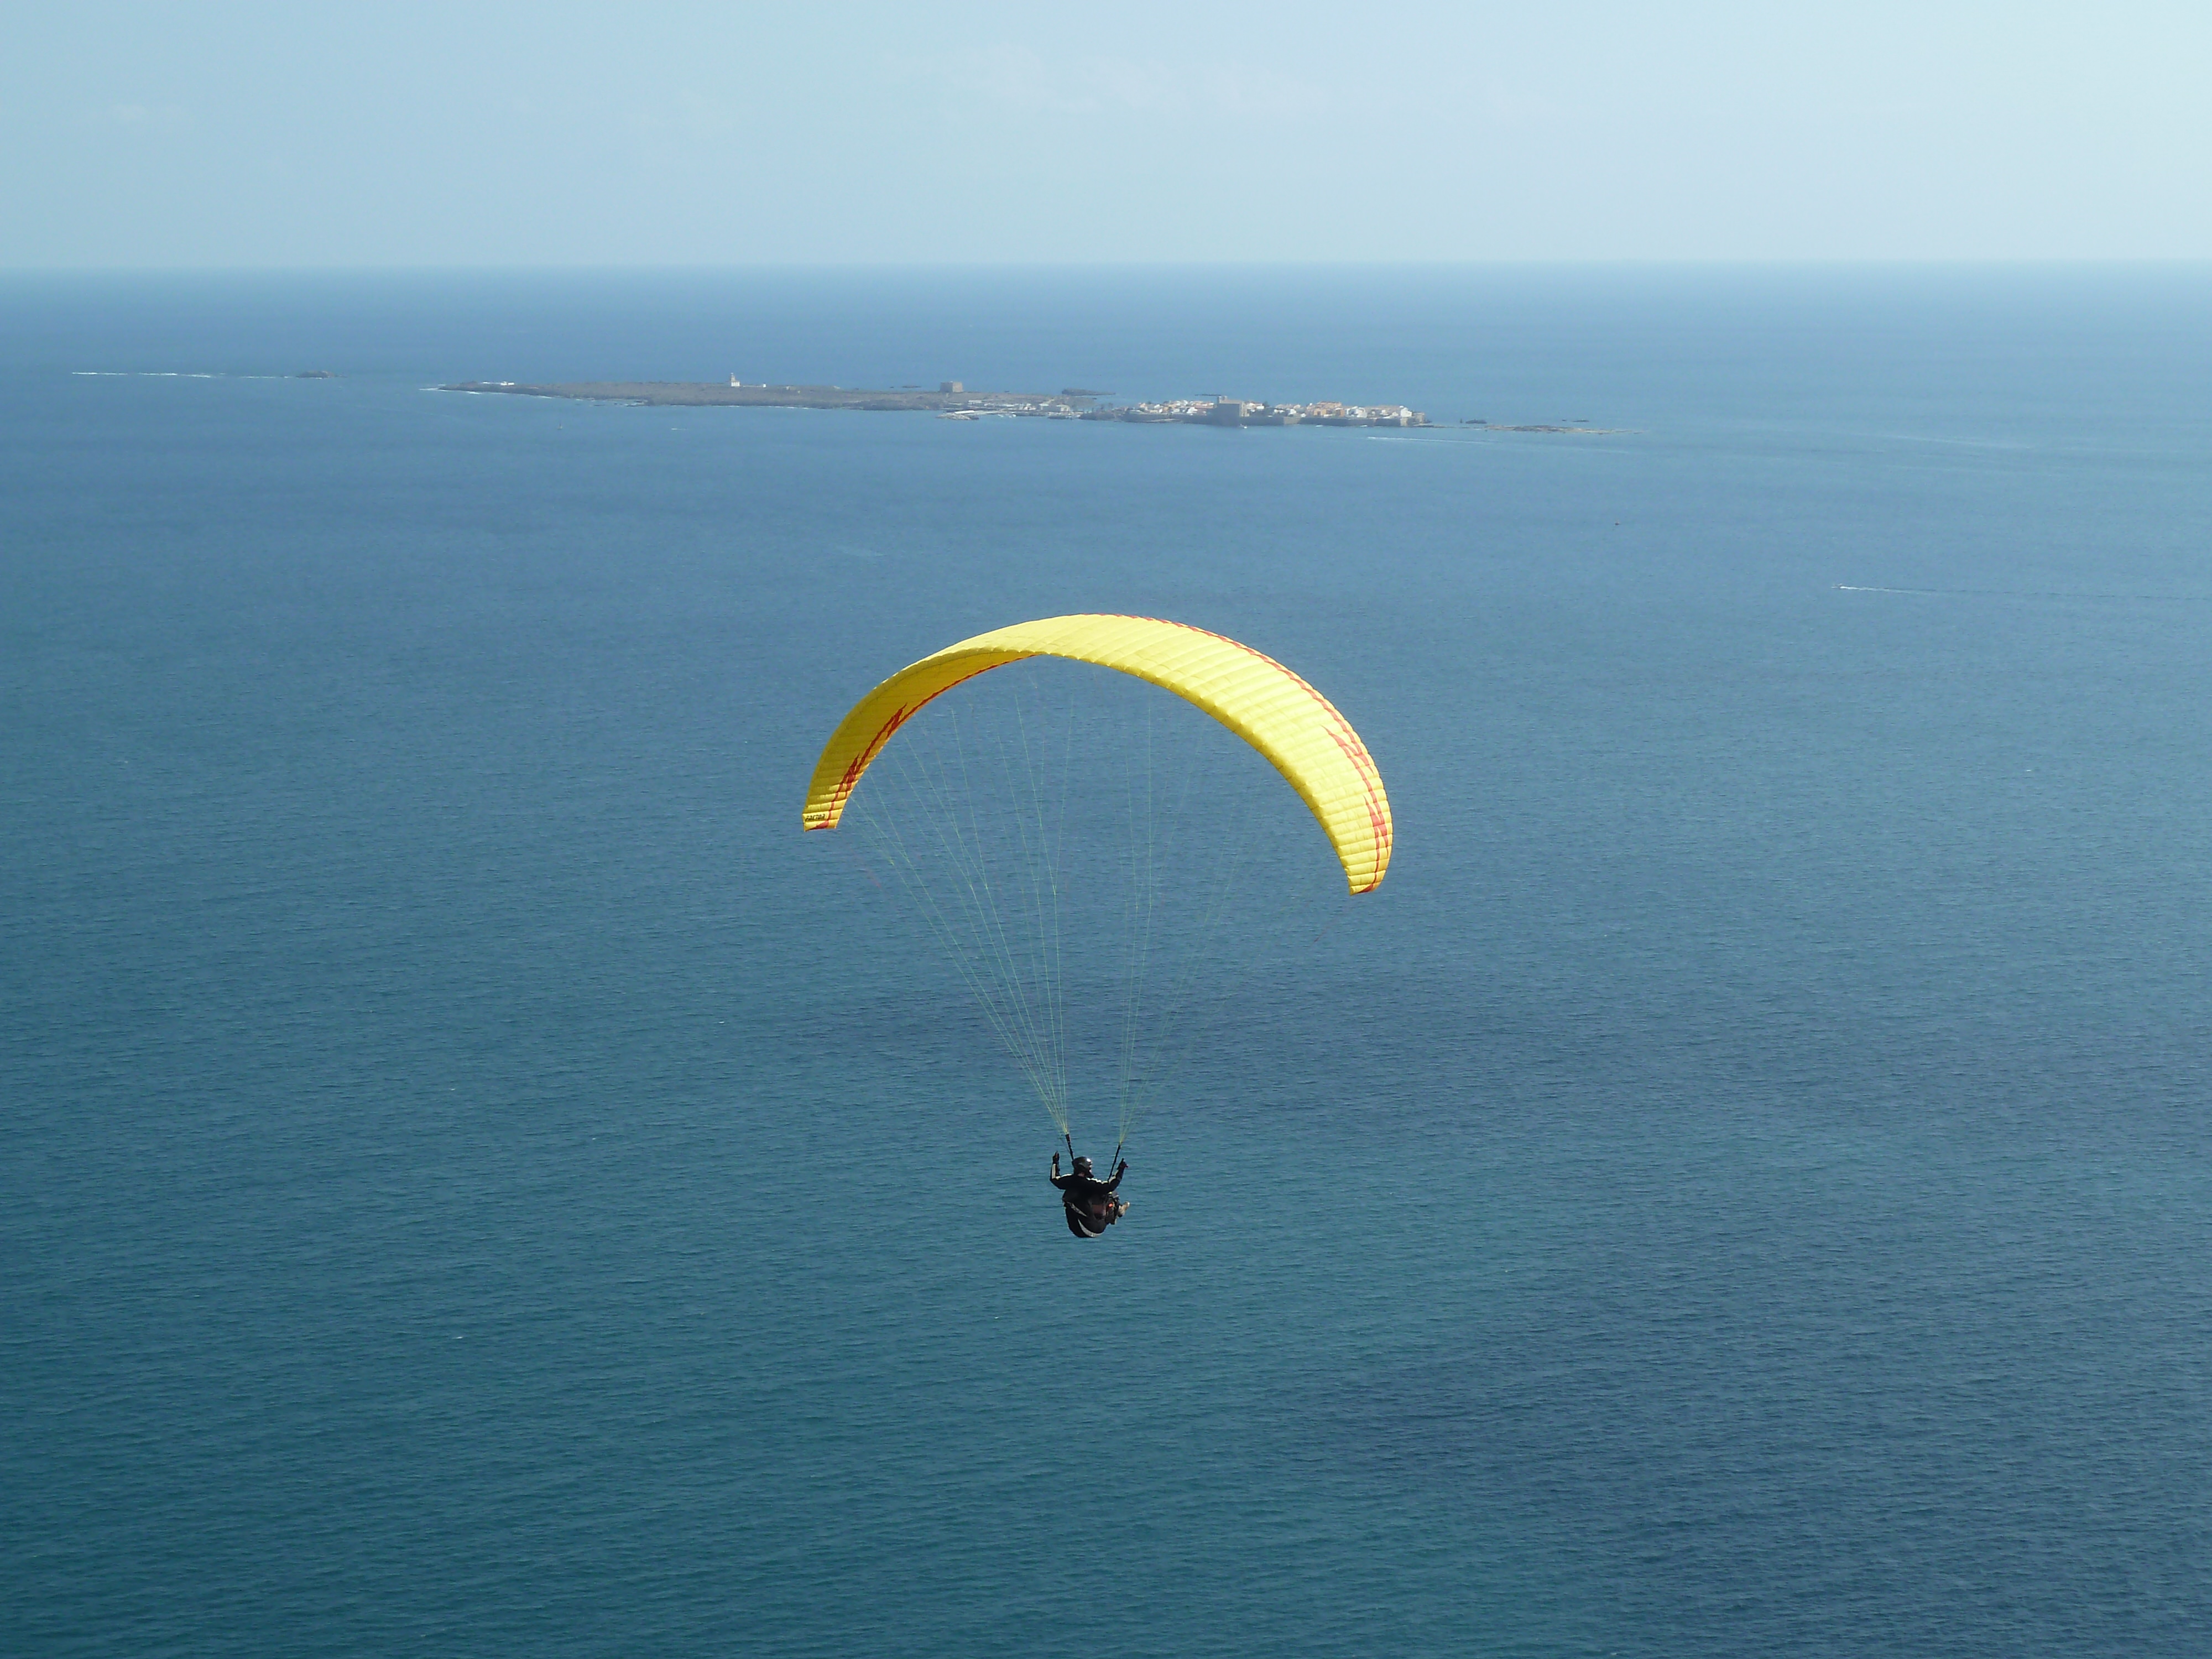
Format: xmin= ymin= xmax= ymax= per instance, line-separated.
xmin=7 ymin=268 xmax=2211 ymax=1657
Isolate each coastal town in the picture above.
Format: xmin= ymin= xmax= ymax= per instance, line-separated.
xmin=1077 ymin=397 xmax=1427 ymax=427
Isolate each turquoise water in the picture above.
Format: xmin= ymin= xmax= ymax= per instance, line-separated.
xmin=6 ymin=268 xmax=2212 ymax=1656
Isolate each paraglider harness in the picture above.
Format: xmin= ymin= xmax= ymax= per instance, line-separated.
xmin=1053 ymin=1133 xmax=1128 ymax=1240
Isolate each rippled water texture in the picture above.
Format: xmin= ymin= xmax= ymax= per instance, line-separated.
xmin=6 ymin=268 xmax=2211 ymax=1657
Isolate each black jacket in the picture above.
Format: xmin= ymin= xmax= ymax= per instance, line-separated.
xmin=1050 ymin=1166 xmax=1124 ymax=1210
xmin=1051 ymin=1164 xmax=1124 ymax=1235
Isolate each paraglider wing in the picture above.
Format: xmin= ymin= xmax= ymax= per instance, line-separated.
xmin=802 ymin=614 xmax=1391 ymax=893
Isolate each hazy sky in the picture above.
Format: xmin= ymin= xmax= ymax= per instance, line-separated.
xmin=6 ymin=2 xmax=2208 ymax=267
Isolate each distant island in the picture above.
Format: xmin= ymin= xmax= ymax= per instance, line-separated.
xmin=441 ymin=379 xmax=1092 ymax=415
xmin=438 ymin=379 xmax=1433 ymax=427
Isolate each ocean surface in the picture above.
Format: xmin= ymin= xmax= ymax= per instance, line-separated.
xmin=6 ymin=266 xmax=2212 ymax=1658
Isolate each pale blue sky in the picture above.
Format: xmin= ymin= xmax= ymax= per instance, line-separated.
xmin=6 ymin=2 xmax=2207 ymax=266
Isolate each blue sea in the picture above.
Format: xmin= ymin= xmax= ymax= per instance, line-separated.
xmin=6 ymin=267 xmax=2212 ymax=1657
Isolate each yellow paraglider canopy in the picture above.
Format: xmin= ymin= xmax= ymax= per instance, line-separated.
xmin=802 ymin=614 xmax=1391 ymax=893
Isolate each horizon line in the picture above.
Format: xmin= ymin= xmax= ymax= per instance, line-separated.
xmin=7 ymin=256 xmax=2211 ymax=278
